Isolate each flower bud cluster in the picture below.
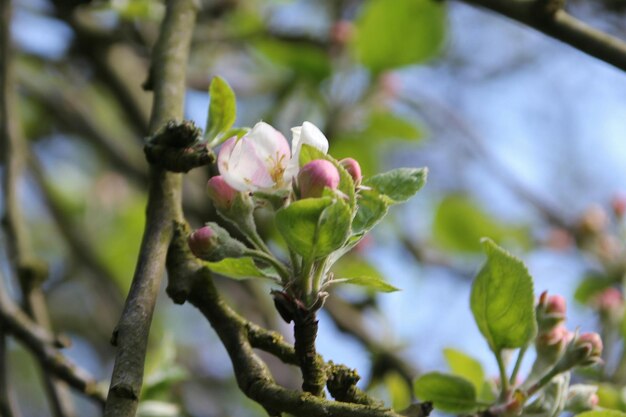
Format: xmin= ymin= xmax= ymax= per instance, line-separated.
xmin=533 ymin=292 xmax=603 ymax=378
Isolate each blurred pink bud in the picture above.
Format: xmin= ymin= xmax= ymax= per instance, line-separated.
xmin=546 ymin=228 xmax=574 ymax=250
xmin=595 ymin=287 xmax=623 ymax=312
xmin=339 ymin=158 xmax=362 ymax=185
xmin=379 ymin=71 xmax=402 ymax=99
xmin=597 ymin=235 xmax=622 ymax=261
xmin=576 ymin=332 xmax=603 ymax=358
xmin=546 ymin=295 xmax=567 ymax=316
xmin=188 ymin=226 xmax=217 ymax=259
xmin=539 ymin=325 xmax=570 ymax=346
xmin=612 ymin=193 xmax=626 ymax=218
xmin=330 ymin=20 xmax=354 ymax=45
xmin=590 ymin=394 xmax=599 ymax=407
xmin=355 ymin=234 xmax=374 ymax=254
xmin=207 ymin=175 xmax=238 ymax=211
xmin=579 ymin=204 xmax=608 ymax=235
xmin=298 ymin=159 xmax=340 ymax=198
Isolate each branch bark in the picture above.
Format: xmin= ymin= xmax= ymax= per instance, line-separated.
xmin=103 ymin=1 xmax=198 ymax=416
xmin=457 ymin=0 xmax=626 ymax=72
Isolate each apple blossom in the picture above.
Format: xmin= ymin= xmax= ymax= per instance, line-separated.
xmin=285 ymin=121 xmax=330 ymax=181
xmin=218 ymin=121 xmax=329 ymax=193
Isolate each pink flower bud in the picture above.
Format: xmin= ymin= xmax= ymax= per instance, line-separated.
xmin=339 ymin=158 xmax=362 ymax=185
xmin=297 ymin=159 xmax=340 ymax=199
xmin=595 ymin=287 xmax=623 ymax=313
xmin=207 ymin=175 xmax=238 ymax=211
xmin=537 ymin=292 xmax=566 ymax=330
xmin=612 ymin=193 xmax=626 ymax=218
xmin=546 ymin=295 xmax=567 ymax=316
xmin=576 ymin=332 xmax=603 ymax=358
xmin=538 ymin=325 xmax=570 ymax=346
xmin=330 ymin=20 xmax=354 ymax=45
xmin=579 ymin=204 xmax=608 ymax=235
xmin=188 ymin=226 xmax=217 ymax=259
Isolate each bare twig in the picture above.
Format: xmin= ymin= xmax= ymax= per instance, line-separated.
xmin=0 ymin=271 xmax=106 ymax=405
xmin=103 ymin=1 xmax=198 ymax=416
xmin=0 ymin=331 xmax=20 ymax=417
xmin=457 ymin=0 xmax=626 ymax=72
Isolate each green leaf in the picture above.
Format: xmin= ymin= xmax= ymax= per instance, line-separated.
xmin=205 ymin=257 xmax=271 ymax=280
xmin=576 ymin=412 xmax=626 ymax=417
xmin=574 ymin=274 xmax=615 ymax=304
xmin=365 ymin=111 xmax=423 ymax=142
xmin=276 ymin=198 xmax=351 ymax=260
xmin=433 ymin=195 xmax=530 ymax=253
xmin=205 ymin=76 xmax=236 ymax=144
xmin=443 ymin=349 xmax=485 ymax=395
xmin=254 ymin=39 xmax=331 ymax=81
xmin=414 ymin=372 xmax=478 ymax=413
xmin=385 ymin=372 xmax=412 ymax=411
xmin=364 ymin=168 xmax=427 ymax=204
xmin=595 ymin=384 xmax=626 ymax=411
xmin=337 ymin=276 xmax=399 ymax=292
xmin=353 ymin=0 xmax=446 ymax=73
xmin=470 ymin=239 xmax=537 ymax=352
xmin=299 ymin=144 xmax=356 ymax=208
xmin=353 ymin=189 xmax=390 ymax=234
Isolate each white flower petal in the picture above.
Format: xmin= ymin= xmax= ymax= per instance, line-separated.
xmin=286 ymin=121 xmax=329 ymax=182
xmin=300 ymin=121 xmax=329 ymax=153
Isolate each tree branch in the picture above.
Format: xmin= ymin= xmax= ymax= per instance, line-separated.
xmin=103 ymin=1 xmax=198 ymax=416
xmin=0 ymin=1 xmax=77 ymax=415
xmin=165 ymin=222 xmax=412 ymax=417
xmin=457 ymin=0 xmax=626 ymax=72
xmin=0 ymin=271 xmax=106 ymax=405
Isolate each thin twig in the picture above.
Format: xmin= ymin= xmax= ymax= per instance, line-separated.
xmin=0 ymin=331 xmax=20 ymax=417
xmin=0 ymin=0 xmax=76 ymax=415
xmin=458 ymin=0 xmax=626 ymax=72
xmin=103 ymin=1 xmax=198 ymax=416
xmin=0 ymin=271 xmax=106 ymax=405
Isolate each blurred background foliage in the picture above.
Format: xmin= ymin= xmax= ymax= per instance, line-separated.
xmin=3 ymin=0 xmax=626 ymax=416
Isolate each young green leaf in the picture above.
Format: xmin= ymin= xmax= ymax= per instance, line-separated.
xmin=335 ymin=276 xmax=399 ymax=293
xmin=352 ymin=189 xmax=389 ymax=234
xmin=443 ymin=348 xmax=485 ymax=395
xmin=205 ymin=76 xmax=236 ymax=144
xmin=205 ymin=257 xmax=273 ymax=280
xmin=315 ymin=198 xmax=352 ymax=257
xmin=470 ymin=238 xmax=537 ymax=353
xmin=363 ymin=168 xmax=427 ymax=204
xmin=276 ymin=198 xmax=351 ymax=260
xmin=414 ymin=372 xmax=478 ymax=414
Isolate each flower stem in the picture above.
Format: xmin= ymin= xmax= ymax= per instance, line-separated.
xmin=246 ymin=250 xmax=290 ymax=284
xmin=509 ymin=345 xmax=527 ymax=386
xmin=496 ymin=350 xmax=510 ymax=400
xmin=311 ymin=258 xmax=327 ymax=296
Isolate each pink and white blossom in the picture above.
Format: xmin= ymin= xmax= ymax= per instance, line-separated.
xmin=218 ymin=121 xmax=329 ymax=192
